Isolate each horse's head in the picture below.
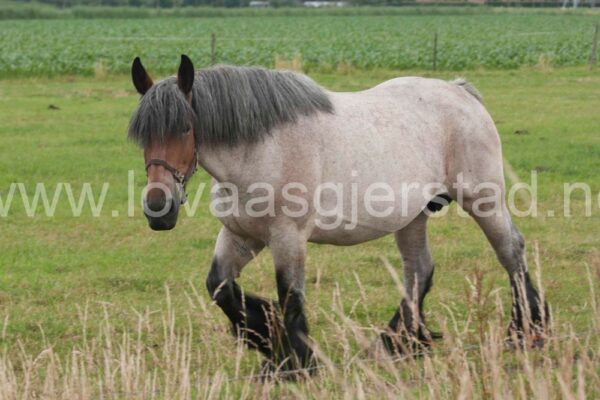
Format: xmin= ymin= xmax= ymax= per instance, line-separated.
xmin=130 ymin=55 xmax=197 ymax=231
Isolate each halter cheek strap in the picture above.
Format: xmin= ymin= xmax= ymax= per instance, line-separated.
xmin=145 ymin=150 xmax=198 ymax=204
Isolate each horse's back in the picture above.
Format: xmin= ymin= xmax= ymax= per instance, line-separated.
xmin=326 ymin=75 xmax=500 ymax=173
xmin=349 ymin=76 xmax=486 ymax=113
xmin=301 ymin=76 xmax=502 ymax=244
xmin=320 ymin=76 xmax=494 ymax=179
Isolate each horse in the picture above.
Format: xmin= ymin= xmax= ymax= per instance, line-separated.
xmin=128 ymin=54 xmax=549 ymax=374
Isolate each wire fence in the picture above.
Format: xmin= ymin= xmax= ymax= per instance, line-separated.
xmin=88 ymin=26 xmax=597 ymax=72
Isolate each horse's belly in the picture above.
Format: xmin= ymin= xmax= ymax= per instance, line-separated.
xmin=306 ymin=205 xmax=422 ymax=246
xmin=308 ymin=223 xmax=390 ymax=246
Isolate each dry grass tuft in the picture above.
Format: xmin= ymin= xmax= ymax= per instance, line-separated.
xmin=336 ymin=62 xmax=357 ymax=75
xmin=274 ymin=54 xmax=303 ymax=72
xmin=535 ymin=54 xmax=554 ymax=72
xmin=93 ymin=59 xmax=107 ymax=79
xmin=0 ymin=254 xmax=599 ymax=399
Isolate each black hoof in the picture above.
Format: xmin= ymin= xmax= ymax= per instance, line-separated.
xmin=380 ymin=330 xmax=432 ymax=358
xmin=506 ymin=325 xmax=547 ymax=350
xmin=259 ymin=357 xmax=317 ymax=381
xmin=429 ymin=330 xmax=443 ymax=340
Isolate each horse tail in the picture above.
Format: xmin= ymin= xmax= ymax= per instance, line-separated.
xmin=452 ymin=78 xmax=483 ymax=104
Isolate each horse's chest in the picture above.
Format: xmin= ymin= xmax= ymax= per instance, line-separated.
xmin=211 ymin=186 xmax=271 ymax=242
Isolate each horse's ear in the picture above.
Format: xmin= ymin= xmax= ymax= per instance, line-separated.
xmin=177 ymin=54 xmax=195 ymax=96
xmin=131 ymin=57 xmax=153 ymax=95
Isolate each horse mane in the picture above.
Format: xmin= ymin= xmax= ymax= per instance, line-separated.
xmin=452 ymin=78 xmax=483 ymax=104
xmin=128 ymin=65 xmax=334 ymax=147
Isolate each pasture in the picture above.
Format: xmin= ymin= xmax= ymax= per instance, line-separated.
xmin=0 ymin=9 xmax=600 ymax=399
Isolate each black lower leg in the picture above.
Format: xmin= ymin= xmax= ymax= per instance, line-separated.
xmin=381 ymin=268 xmax=437 ymax=355
xmin=275 ymin=271 xmax=313 ymax=371
xmin=206 ymin=258 xmax=280 ymax=358
xmin=509 ymin=271 xmax=549 ymax=341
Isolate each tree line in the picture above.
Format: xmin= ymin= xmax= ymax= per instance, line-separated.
xmin=7 ymin=0 xmax=594 ymax=10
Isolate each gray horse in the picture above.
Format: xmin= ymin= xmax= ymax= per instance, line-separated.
xmin=129 ymin=55 xmax=548 ymax=374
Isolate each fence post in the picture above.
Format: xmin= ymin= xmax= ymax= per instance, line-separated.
xmin=589 ymin=22 xmax=598 ymax=69
xmin=432 ymin=32 xmax=438 ymax=71
xmin=211 ymin=33 xmax=216 ymax=66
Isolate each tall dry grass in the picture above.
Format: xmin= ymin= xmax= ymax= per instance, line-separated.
xmin=0 ymin=249 xmax=599 ymax=399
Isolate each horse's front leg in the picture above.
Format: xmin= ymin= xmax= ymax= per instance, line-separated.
xmin=205 ymin=226 xmax=279 ymax=357
xmin=269 ymin=226 xmax=313 ymax=373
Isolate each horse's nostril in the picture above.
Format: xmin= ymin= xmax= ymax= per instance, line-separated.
xmin=144 ymin=195 xmax=174 ymax=218
xmin=145 ymin=197 xmax=166 ymax=213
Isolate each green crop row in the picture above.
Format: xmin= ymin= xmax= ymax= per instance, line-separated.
xmin=0 ymin=13 xmax=597 ymax=76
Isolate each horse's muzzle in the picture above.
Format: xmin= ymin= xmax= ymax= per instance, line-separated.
xmin=143 ymin=193 xmax=180 ymax=231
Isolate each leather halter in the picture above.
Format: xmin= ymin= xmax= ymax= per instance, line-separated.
xmin=145 ymin=150 xmax=198 ymax=204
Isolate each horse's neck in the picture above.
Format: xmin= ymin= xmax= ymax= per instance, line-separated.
xmin=197 ymin=143 xmax=256 ymax=184
xmin=197 ymin=145 xmax=232 ymax=183
xmin=196 ymin=138 xmax=284 ymax=187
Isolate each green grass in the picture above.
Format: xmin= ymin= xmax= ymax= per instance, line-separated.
xmin=1 ymin=11 xmax=599 ymax=75
xmin=0 ymin=65 xmax=598 ymax=378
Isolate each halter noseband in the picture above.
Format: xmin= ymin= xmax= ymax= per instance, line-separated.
xmin=145 ymin=150 xmax=198 ymax=204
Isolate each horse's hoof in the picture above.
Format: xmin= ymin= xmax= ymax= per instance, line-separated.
xmin=368 ymin=335 xmax=400 ymax=361
xmin=377 ymin=331 xmax=432 ymax=360
xmin=259 ymin=358 xmax=317 ymax=381
xmin=429 ymin=330 xmax=443 ymax=340
xmin=258 ymin=360 xmax=277 ymax=382
xmin=505 ymin=330 xmax=547 ymax=350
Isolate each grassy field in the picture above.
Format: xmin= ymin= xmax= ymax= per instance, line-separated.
xmin=1 ymin=11 xmax=599 ymax=75
xmin=0 ymin=65 xmax=599 ymax=397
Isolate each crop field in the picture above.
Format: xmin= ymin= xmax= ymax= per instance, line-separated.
xmin=1 ymin=12 xmax=599 ymax=76
xmin=1 ymin=8 xmax=600 ymax=399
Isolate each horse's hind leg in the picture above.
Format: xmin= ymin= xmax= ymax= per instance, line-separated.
xmin=381 ymin=212 xmax=439 ymax=355
xmin=205 ymin=226 xmax=277 ymax=358
xmin=464 ymin=201 xmax=549 ymax=345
